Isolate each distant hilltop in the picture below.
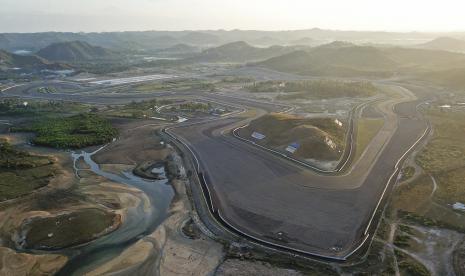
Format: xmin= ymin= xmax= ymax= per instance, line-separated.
xmin=1 ymin=29 xmax=464 ymax=52
xmin=36 ymin=41 xmax=117 ymax=62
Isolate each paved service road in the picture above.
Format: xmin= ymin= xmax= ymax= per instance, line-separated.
xmin=168 ymin=85 xmax=430 ymax=259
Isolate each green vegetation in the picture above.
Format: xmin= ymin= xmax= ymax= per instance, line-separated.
xmin=258 ymin=43 xmax=465 ymax=78
xmin=340 ymin=240 xmax=396 ymax=275
xmin=395 ymin=249 xmax=430 ymax=276
xmin=135 ymin=78 xmax=216 ymax=92
xmin=0 ymin=98 xmax=87 ymax=116
xmin=181 ymin=218 xmax=202 ymax=239
xmin=177 ymin=102 xmax=211 ymax=112
xmin=416 ymin=108 xmax=465 ymax=203
xmin=392 ymin=175 xmax=465 ymax=232
xmin=0 ymin=139 xmax=55 ymax=201
xmin=188 ymin=41 xmax=293 ymax=63
xmin=400 ymin=166 xmax=416 ymax=182
xmin=399 ymin=224 xmax=414 ymax=235
xmin=133 ymin=161 xmax=166 ymax=180
xmin=387 ymin=106 xmax=465 ymax=236
xmin=354 ymin=118 xmax=384 ymax=162
xmin=419 ymin=68 xmax=465 ymax=91
xmin=36 ymin=40 xmax=116 ymax=62
xmin=239 ymin=113 xmax=346 ymax=161
xmin=246 ymin=80 xmax=377 ymax=99
xmin=23 ymin=208 xmax=119 ymax=250
xmin=221 ymin=76 xmax=255 ymax=83
xmin=13 ymin=114 xmax=118 ymax=149
xmin=37 ymin=86 xmax=57 ymax=94
xmin=399 ymin=211 xmax=442 ymax=228
xmin=0 ymin=49 xmax=68 ymax=71
xmin=103 ymin=99 xmax=175 ymax=119
xmin=394 ymin=232 xmax=411 ymax=248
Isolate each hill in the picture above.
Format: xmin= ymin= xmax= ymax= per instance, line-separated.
xmin=237 ymin=113 xmax=345 ymax=161
xmin=257 ymin=42 xmax=465 ymax=77
xmin=258 ymin=42 xmax=397 ymax=77
xmin=248 ymin=36 xmax=283 ymax=47
xmin=180 ymin=32 xmax=220 ymax=45
xmin=154 ymin=44 xmax=200 ymax=57
xmin=418 ymin=37 xmax=465 ymax=53
xmin=187 ymin=41 xmax=297 ymax=63
xmin=0 ymin=29 xmax=461 ymax=53
xmin=36 ymin=41 xmax=117 ymax=62
xmin=290 ymin=37 xmax=316 ymax=46
xmin=418 ymin=68 xmax=465 ymax=90
xmin=0 ymin=49 xmax=68 ymax=70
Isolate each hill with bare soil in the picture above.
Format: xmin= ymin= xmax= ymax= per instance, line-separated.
xmin=238 ymin=113 xmax=346 ymax=161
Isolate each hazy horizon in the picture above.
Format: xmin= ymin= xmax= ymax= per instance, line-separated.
xmin=2 ymin=0 xmax=465 ymax=33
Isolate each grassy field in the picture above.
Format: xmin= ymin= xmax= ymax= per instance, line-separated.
xmin=354 ymin=118 xmax=384 ymax=162
xmin=103 ymin=99 xmax=176 ymax=119
xmin=388 ymin=107 xmax=465 ymax=234
xmin=0 ymin=98 xmax=89 ymax=117
xmin=134 ymin=78 xmax=216 ymax=92
xmin=245 ymin=79 xmax=378 ymax=100
xmin=395 ymin=249 xmax=430 ymax=276
xmin=400 ymin=166 xmax=416 ymax=182
xmin=24 ymin=208 xmax=119 ymax=250
xmin=13 ymin=113 xmax=118 ymax=149
xmin=0 ymin=139 xmax=55 ymax=201
xmin=37 ymin=86 xmax=57 ymax=94
xmin=416 ymin=108 xmax=465 ymax=203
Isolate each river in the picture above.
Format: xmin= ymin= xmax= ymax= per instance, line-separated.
xmin=56 ymin=146 xmax=174 ymax=275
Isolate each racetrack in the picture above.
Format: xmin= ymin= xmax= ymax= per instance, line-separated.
xmin=167 ymin=85 xmax=430 ymax=259
xmin=2 ymin=79 xmax=431 ymax=260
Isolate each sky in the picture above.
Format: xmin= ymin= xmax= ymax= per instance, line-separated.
xmin=1 ymin=0 xmax=465 ymax=33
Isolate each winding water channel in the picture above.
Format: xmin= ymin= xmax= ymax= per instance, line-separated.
xmin=56 ymin=147 xmax=174 ymax=275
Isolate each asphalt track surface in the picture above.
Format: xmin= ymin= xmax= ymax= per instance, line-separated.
xmin=2 ymin=80 xmax=430 ymax=260
xmin=168 ymin=87 xmax=429 ymax=260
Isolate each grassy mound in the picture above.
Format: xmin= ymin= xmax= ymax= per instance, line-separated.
xmin=0 ymin=139 xmax=55 ymax=201
xmin=23 ymin=208 xmax=120 ymax=250
xmin=239 ymin=113 xmax=345 ymax=160
xmin=14 ymin=113 xmax=118 ymax=149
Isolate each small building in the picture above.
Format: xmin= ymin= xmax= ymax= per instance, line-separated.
xmin=285 ymin=142 xmax=300 ymax=153
xmin=251 ymin=132 xmax=266 ymax=140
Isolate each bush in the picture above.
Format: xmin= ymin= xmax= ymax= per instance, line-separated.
xmin=13 ymin=113 xmax=118 ymax=149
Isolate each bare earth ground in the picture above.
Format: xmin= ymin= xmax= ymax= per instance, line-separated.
xmin=0 ymin=132 xmax=152 ymax=275
xmin=0 ymin=247 xmax=67 ymax=276
xmin=86 ymin=119 xmax=225 ymax=275
xmin=93 ymin=118 xmax=171 ymax=165
xmin=2 ymin=79 xmax=464 ymax=275
xmin=85 ymin=177 xmax=224 ymax=276
xmin=215 ymin=259 xmax=303 ymax=276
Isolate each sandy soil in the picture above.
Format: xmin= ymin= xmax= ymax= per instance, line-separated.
xmin=93 ymin=118 xmax=170 ymax=165
xmin=0 ymin=247 xmax=67 ymax=276
xmin=85 ymin=177 xmax=224 ymax=276
xmin=0 ymin=132 xmax=152 ymax=274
